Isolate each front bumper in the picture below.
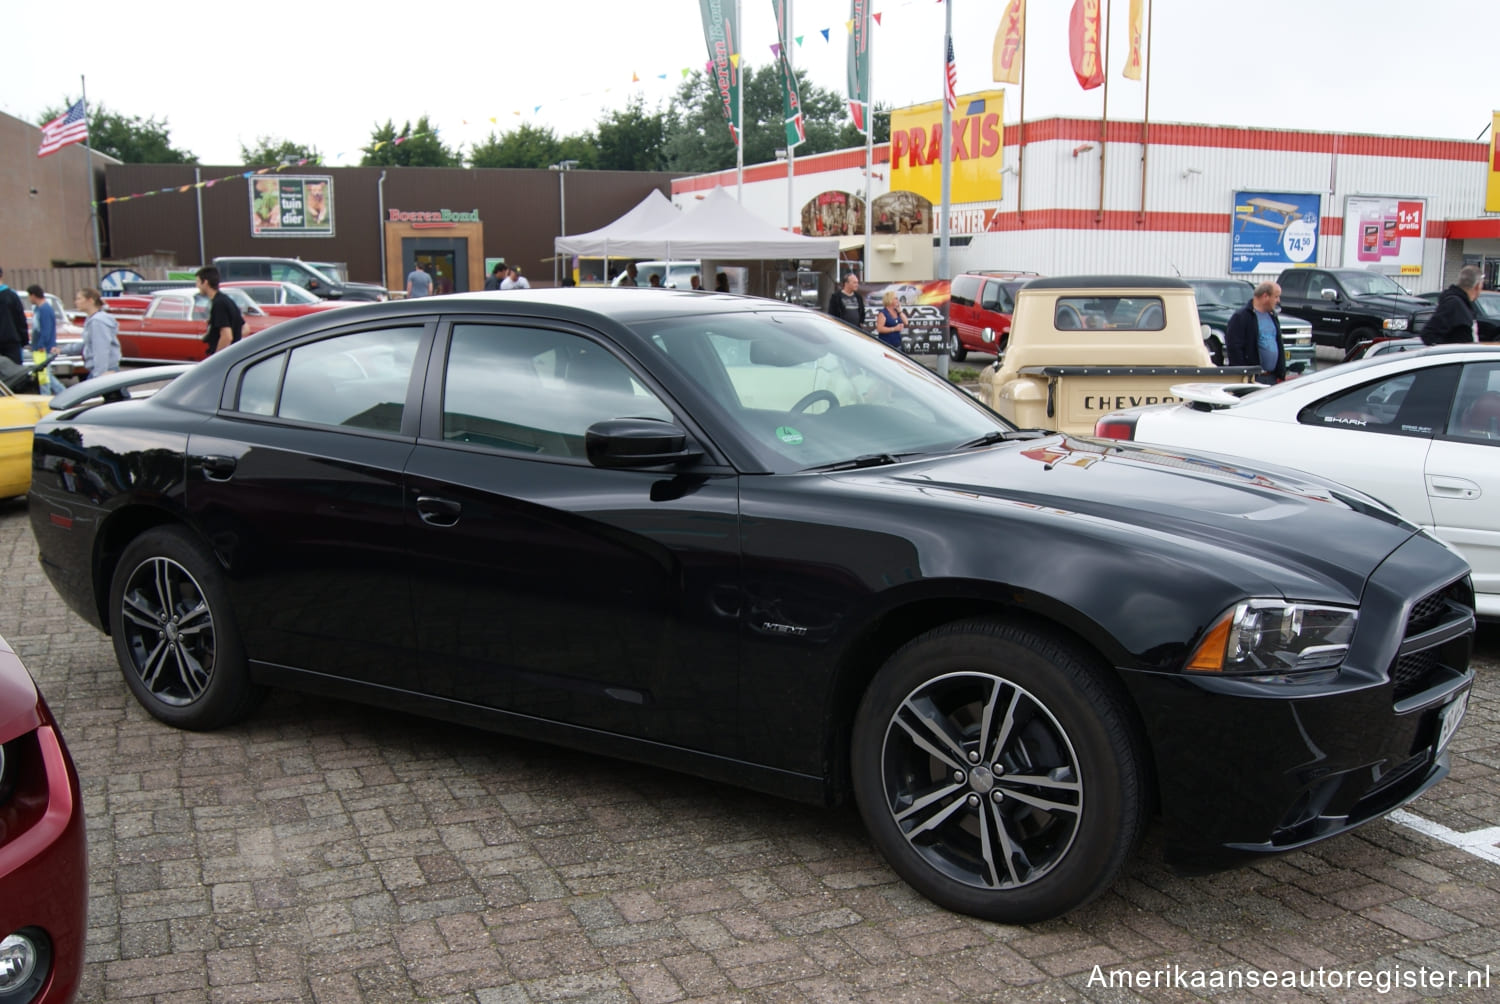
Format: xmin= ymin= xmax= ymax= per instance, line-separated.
xmin=1121 ymin=537 xmax=1474 ymax=872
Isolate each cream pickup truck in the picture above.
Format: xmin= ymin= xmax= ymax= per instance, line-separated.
xmin=977 ymin=276 xmax=1259 ymax=435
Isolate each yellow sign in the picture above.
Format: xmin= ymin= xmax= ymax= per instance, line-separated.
xmin=1487 ymin=112 xmax=1500 ymax=213
xmin=1399 ymin=264 xmax=1423 ymax=275
xmin=889 ymin=90 xmax=1005 ymax=205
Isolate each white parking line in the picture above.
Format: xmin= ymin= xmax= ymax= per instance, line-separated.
xmin=1391 ymin=810 xmax=1500 ymax=865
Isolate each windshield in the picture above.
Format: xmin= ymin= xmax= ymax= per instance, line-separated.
xmin=1188 ymin=280 xmax=1253 ymax=308
xmin=282 ymin=284 xmax=321 ymax=304
xmin=1341 ymin=271 xmax=1406 ymax=297
xmin=632 ymin=309 xmax=1010 ymax=472
xmin=1476 ymin=295 xmax=1500 ymax=320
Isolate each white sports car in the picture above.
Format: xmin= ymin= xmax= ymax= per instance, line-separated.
xmin=1095 ymin=343 xmax=1500 ymax=619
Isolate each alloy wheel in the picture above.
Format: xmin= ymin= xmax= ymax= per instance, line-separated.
xmin=879 ymin=671 xmax=1083 ymax=891
xmin=118 ymin=556 xmax=217 ymax=707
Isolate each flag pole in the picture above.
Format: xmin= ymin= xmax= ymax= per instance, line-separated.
xmin=1017 ymin=3 xmax=1027 ymax=225
xmin=1097 ymin=0 xmax=1110 ymax=224
xmin=735 ymin=0 xmax=744 ymax=201
xmin=81 ymin=75 xmax=103 ymax=284
xmin=937 ymin=0 xmax=952 ymax=379
xmin=862 ymin=0 xmax=874 ymax=278
xmin=1138 ymin=0 xmax=1152 ymax=223
xmin=787 ymin=1 xmax=796 ymax=232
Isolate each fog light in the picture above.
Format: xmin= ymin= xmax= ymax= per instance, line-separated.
xmin=0 ymin=932 xmax=39 ymax=992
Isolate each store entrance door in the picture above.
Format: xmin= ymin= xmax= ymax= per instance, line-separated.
xmin=402 ymin=237 xmax=469 ymax=295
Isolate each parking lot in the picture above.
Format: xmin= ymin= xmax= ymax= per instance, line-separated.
xmin=3 ymin=497 xmax=1498 ymax=1003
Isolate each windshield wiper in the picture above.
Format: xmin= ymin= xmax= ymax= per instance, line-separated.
xmin=803 ymin=453 xmax=902 ymax=472
xmin=956 ymin=429 xmax=1050 ymax=449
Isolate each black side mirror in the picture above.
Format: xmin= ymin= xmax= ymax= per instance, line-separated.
xmin=586 ymin=418 xmax=702 ymax=469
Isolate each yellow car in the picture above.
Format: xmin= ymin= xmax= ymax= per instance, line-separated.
xmin=0 ymin=380 xmax=50 ymax=498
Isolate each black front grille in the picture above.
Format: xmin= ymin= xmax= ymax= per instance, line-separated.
xmin=1392 ymin=649 xmax=1440 ymax=701
xmin=1405 ymin=592 xmax=1447 ymax=637
xmin=1390 ymin=581 xmax=1472 ymax=703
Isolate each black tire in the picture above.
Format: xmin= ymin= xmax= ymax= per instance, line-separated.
xmin=1345 ymin=326 xmax=1377 ymax=354
xmin=851 ymin=619 xmax=1146 ymax=923
xmin=947 ymin=331 xmax=968 ymax=362
xmin=108 ymin=526 xmax=262 ymax=730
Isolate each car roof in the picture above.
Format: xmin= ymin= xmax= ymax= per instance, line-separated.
xmin=961 ymin=270 xmax=1042 ymax=278
xmin=1024 ymin=275 xmax=1191 ymax=291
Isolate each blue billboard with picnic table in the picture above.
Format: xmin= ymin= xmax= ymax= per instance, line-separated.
xmin=1229 ymin=191 xmax=1321 ymax=274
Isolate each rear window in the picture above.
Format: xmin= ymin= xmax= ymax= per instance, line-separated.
xmin=1053 ymin=297 xmax=1165 ymax=331
xmin=950 ymin=275 xmax=981 ymax=306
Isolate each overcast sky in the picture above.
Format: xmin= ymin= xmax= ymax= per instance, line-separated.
xmin=4 ymin=1 xmax=1494 ymax=167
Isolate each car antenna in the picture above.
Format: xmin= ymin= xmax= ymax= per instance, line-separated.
xmin=1169 ymin=263 xmax=1182 ymax=277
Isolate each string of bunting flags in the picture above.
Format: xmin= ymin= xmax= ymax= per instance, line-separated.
xmin=96 ymin=0 xmax=948 ymax=205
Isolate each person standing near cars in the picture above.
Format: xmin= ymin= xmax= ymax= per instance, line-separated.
xmin=827 ymin=271 xmax=864 ymax=328
xmin=196 ymin=267 xmax=244 ymax=355
xmin=0 ymin=267 xmax=27 ymax=365
xmin=1422 ymin=265 xmax=1482 ymax=345
xmin=406 ymin=262 xmax=433 ymax=299
xmin=501 ymin=264 xmax=530 ymax=290
xmin=25 ymin=285 xmax=57 ymax=395
xmin=1226 ymin=281 xmax=1286 ymax=385
xmin=74 ymin=287 xmax=121 ymax=380
xmin=874 ymin=289 xmax=908 ymax=349
xmin=484 ymin=262 xmax=506 ymax=291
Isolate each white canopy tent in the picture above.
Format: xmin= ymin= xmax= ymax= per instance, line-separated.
xmin=552 ymin=189 xmax=680 ymax=257
xmin=553 ymin=186 xmax=841 ymax=262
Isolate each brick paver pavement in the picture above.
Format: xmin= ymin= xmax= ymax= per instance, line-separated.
xmin=3 ymin=498 xmax=1498 ymax=1003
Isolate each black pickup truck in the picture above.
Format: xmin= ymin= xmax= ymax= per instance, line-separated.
xmin=1276 ymin=267 xmax=1434 ymax=352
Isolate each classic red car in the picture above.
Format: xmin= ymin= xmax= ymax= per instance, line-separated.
xmin=105 ymin=288 xmax=281 ymax=365
xmin=0 ymin=635 xmax=86 ymax=1004
xmin=223 ymin=281 xmax=356 ymax=318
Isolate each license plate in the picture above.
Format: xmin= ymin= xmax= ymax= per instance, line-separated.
xmin=1436 ymin=691 xmax=1469 ymax=753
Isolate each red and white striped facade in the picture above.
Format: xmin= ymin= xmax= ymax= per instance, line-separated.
xmin=671 ymin=118 xmax=1500 ymax=292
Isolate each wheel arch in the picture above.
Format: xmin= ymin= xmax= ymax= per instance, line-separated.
xmin=820 ymin=583 xmax=1157 ymax=811
xmin=92 ymin=504 xmax=204 ymax=633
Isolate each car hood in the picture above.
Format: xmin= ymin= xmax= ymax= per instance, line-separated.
xmin=845 ymin=436 xmax=1419 ymax=598
xmin=1351 ymin=292 xmax=1433 ymax=314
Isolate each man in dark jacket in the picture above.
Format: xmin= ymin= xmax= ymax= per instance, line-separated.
xmin=827 ymin=271 xmax=864 ymax=328
xmin=1421 ymin=265 xmax=1482 ymax=345
xmin=0 ymin=267 xmax=27 ymax=365
xmin=1225 ymin=281 xmax=1286 ymax=385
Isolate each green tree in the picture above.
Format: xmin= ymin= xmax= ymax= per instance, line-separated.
xmin=595 ymin=95 xmax=666 ymax=172
xmin=662 ymin=67 xmax=890 ymax=174
xmin=240 ymin=136 xmax=321 ymax=166
xmin=40 ymin=99 xmax=196 ymax=164
xmin=360 ymin=116 xmax=462 ymax=167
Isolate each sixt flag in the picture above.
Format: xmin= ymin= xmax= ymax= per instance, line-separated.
xmin=771 ymin=0 xmax=805 ymax=148
xmin=847 ymin=0 xmax=872 ymax=134
xmin=698 ymin=0 xmax=742 ymax=145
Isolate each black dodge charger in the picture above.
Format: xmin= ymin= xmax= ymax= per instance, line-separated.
xmin=28 ymin=288 xmax=1475 ymax=923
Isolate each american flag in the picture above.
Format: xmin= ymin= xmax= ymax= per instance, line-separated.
xmin=38 ymin=100 xmax=89 ymax=158
xmin=944 ymin=36 xmax=958 ymax=112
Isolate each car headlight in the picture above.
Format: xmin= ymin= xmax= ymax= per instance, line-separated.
xmin=1201 ymin=323 xmax=1213 ymax=339
xmin=1187 ymin=600 xmax=1356 ymax=675
xmin=1383 ymin=317 xmax=1409 ymax=331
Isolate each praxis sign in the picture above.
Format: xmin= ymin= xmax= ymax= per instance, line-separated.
xmin=888 ymin=90 xmax=1005 ymax=205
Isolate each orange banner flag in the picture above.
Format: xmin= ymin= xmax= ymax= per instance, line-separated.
xmin=1123 ymin=0 xmax=1144 ymax=80
xmin=1068 ymin=0 xmax=1103 ymax=90
xmin=993 ymin=0 xmax=1025 ymax=85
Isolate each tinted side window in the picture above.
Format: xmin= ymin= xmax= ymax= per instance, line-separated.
xmin=443 ymin=324 xmax=671 ymax=458
xmin=1298 ymin=366 xmax=1457 ymax=438
xmin=238 ymin=352 xmax=285 ymax=415
xmin=1446 ymin=361 xmax=1500 ymax=441
xmin=980 ymin=281 xmax=1011 ymax=312
xmin=1279 ymin=271 xmax=1307 ymax=298
xmin=950 ymin=275 xmax=980 ymax=307
xmin=270 ymin=263 xmax=316 ymax=289
xmin=1304 ymin=271 xmax=1334 ymax=299
xmin=264 ymin=327 xmax=422 ymax=431
xmin=240 ymin=286 xmax=277 ymax=305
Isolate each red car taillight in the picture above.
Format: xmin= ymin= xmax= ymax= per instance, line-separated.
xmin=1093 ymin=417 xmax=1138 ymax=440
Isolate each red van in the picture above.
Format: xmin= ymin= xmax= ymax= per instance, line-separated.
xmin=946 ymin=270 xmax=1042 ymax=361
